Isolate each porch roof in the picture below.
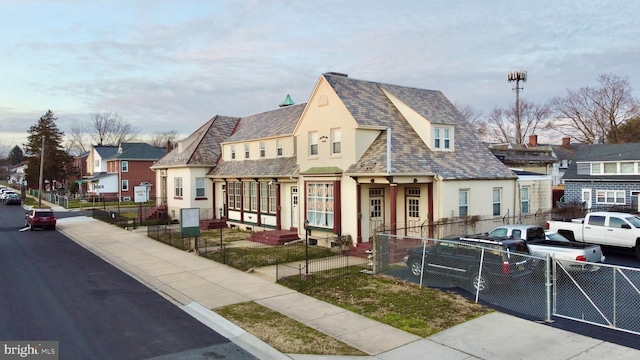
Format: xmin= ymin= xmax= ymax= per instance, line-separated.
xmin=209 ymin=157 xmax=298 ymax=178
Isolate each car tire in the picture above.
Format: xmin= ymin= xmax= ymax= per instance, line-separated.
xmin=29 ymin=224 xmax=33 ymax=231
xmin=408 ymin=259 xmax=423 ymax=277
xmin=470 ymin=270 xmax=490 ymax=293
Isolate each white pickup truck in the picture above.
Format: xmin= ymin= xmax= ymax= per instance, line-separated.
xmin=546 ymin=211 xmax=640 ymax=260
xmin=487 ymin=224 xmax=605 ymax=271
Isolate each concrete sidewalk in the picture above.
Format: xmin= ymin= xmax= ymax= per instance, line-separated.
xmin=55 ymin=216 xmax=640 ymax=360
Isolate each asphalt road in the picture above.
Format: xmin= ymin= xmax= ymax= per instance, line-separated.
xmin=0 ymin=204 xmax=256 ymax=360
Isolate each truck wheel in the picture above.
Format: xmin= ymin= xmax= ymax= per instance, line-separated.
xmin=408 ymin=259 xmax=423 ymax=277
xmin=470 ymin=270 xmax=490 ymax=292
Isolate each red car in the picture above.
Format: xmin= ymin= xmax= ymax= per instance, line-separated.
xmin=25 ymin=209 xmax=57 ymax=230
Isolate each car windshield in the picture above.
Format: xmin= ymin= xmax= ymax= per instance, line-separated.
xmin=625 ymin=216 xmax=640 ymax=228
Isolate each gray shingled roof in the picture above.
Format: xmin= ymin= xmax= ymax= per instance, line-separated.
xmin=225 ymin=103 xmax=305 ymax=143
xmin=323 ymin=74 xmax=515 ymax=180
xmin=152 ymin=115 xmax=240 ymax=168
xmin=210 ymin=157 xmax=298 ymax=178
xmin=94 ymin=146 xmax=118 ymax=159
xmin=563 ymin=143 xmax=640 ymax=181
xmin=109 ymin=143 xmax=167 ymax=161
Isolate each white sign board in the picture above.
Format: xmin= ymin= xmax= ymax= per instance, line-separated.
xmin=134 ymin=185 xmax=148 ymax=203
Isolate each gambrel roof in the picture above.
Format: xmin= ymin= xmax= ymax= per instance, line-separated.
xmin=152 ymin=115 xmax=240 ymax=168
xmin=322 ymin=74 xmax=515 ymax=180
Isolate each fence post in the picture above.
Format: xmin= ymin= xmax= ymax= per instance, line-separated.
xmin=545 ymin=254 xmax=552 ymax=322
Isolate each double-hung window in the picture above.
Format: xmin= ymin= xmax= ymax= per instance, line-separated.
xmin=331 ymin=129 xmax=341 ymax=155
xmin=459 ymin=189 xmax=469 ymax=216
xmin=493 ymin=188 xmax=501 ymax=216
xmin=521 ymin=186 xmax=530 ymax=214
xmin=121 ymin=161 xmax=128 ymax=172
xmin=174 ymin=177 xmax=183 ymax=198
xmin=309 ymin=132 xmax=318 ymax=156
xmin=196 ymin=178 xmax=205 ymax=198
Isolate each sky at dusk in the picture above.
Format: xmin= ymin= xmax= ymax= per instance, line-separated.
xmin=1 ymin=0 xmax=639 ymax=149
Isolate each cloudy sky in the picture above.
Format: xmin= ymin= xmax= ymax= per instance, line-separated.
xmin=1 ymin=0 xmax=639 ymax=149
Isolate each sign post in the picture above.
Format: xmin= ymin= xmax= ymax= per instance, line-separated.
xmin=134 ymin=185 xmax=148 ymax=227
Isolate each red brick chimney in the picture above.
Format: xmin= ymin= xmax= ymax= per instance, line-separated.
xmin=562 ymin=137 xmax=571 ymax=149
xmin=166 ymin=140 xmax=174 ymax=152
xmin=528 ymin=134 xmax=538 ymax=147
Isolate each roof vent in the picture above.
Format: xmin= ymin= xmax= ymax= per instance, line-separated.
xmin=324 ymin=72 xmax=348 ymax=77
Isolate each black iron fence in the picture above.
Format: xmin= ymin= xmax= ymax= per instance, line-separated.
xmin=92 ymin=209 xmax=139 ymax=229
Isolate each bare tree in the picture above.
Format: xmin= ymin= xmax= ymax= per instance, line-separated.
xmin=67 ymin=119 xmax=90 ymax=156
xmin=149 ymin=130 xmax=179 ymax=148
xmin=484 ymin=99 xmax=550 ymax=144
xmin=88 ymin=111 xmax=139 ymax=146
xmin=455 ymin=102 xmax=487 ymax=139
xmin=547 ymin=73 xmax=640 ymax=144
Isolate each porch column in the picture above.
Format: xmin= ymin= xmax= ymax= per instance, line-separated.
xmin=427 ymin=182 xmax=434 ymax=238
xmin=390 ymin=183 xmax=397 ymax=236
xmin=256 ymin=180 xmax=261 ymax=226
xmin=356 ymin=182 xmax=362 ymax=243
xmin=276 ymin=183 xmax=281 ymax=230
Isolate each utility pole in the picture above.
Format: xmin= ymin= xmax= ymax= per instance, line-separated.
xmin=508 ymin=70 xmax=527 ymax=144
xmin=38 ymin=136 xmax=45 ymax=208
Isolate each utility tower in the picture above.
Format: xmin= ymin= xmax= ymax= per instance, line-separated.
xmin=508 ymin=70 xmax=527 ymax=143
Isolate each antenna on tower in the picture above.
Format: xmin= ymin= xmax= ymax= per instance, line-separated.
xmin=507 ymin=70 xmax=527 ymax=144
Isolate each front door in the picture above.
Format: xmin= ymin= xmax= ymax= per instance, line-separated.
xmin=291 ymin=186 xmax=298 ymax=228
xmin=369 ymin=188 xmax=384 ymax=237
xmin=406 ymin=188 xmax=421 ymax=236
xmin=581 ymin=188 xmax=592 ymax=209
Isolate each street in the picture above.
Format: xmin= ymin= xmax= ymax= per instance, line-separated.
xmin=0 ymin=204 xmax=256 ymax=359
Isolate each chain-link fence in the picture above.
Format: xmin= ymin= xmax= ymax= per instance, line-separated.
xmin=553 ymin=261 xmax=640 ymax=335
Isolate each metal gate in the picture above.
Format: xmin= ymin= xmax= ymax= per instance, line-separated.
xmin=553 ymin=260 xmax=640 ymax=335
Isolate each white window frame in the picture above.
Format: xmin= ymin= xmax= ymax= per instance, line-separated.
xmin=521 ymin=186 xmax=530 ymax=214
xmin=231 ymin=145 xmax=236 ymax=160
xmin=433 ymin=126 xmax=453 ymax=150
xmin=121 ymin=161 xmax=128 ymax=173
xmin=259 ymin=142 xmax=266 ymax=158
xmin=493 ymin=187 xmax=501 ymax=216
xmin=244 ymin=144 xmax=250 ymax=159
xmin=122 ymin=179 xmax=129 ymax=191
xmin=306 ymin=183 xmax=334 ymax=228
xmin=596 ymin=190 xmax=625 ymax=205
xmin=459 ymin=189 xmax=469 ymax=217
xmin=196 ymin=177 xmax=206 ymax=198
xmin=331 ymin=128 xmax=341 ymax=155
xmin=174 ymin=177 xmax=183 ymax=198
xmin=277 ymin=139 xmax=283 ymax=157
xmin=309 ymin=132 xmax=318 ymax=157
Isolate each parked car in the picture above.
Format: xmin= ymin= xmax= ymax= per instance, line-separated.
xmin=403 ymin=236 xmax=533 ymax=292
xmin=486 ymin=225 xmax=605 ymax=272
xmin=25 ymin=209 xmax=57 ymax=230
xmin=1 ymin=189 xmax=17 ymax=202
xmin=5 ymin=193 xmax=22 ymax=205
xmin=546 ymin=211 xmax=640 ymax=260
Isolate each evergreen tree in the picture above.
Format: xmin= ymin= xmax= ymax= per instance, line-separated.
xmin=24 ymin=110 xmax=71 ymax=189
xmin=8 ymin=145 xmax=24 ymax=165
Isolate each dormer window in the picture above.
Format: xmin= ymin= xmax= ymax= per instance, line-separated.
xmin=434 ymin=126 xmax=453 ymax=150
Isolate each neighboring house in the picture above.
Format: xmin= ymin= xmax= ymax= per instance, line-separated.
xmin=488 ymin=135 xmax=556 ymax=175
xmin=199 ymin=73 xmax=517 ymax=246
xmin=562 ymin=143 xmax=640 ymax=212
xmin=85 ymin=143 xmax=167 ymax=201
xmin=151 ymin=115 xmax=241 ymax=220
xmin=548 ymin=137 xmax=578 ymax=187
xmin=69 ymin=151 xmax=89 ymax=195
xmin=85 ymin=145 xmax=119 ymax=196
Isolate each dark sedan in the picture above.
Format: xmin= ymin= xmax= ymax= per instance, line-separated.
xmin=5 ymin=193 xmax=22 ymax=205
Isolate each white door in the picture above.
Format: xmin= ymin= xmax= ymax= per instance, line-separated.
xmin=581 ymin=189 xmax=592 ymax=209
xmin=291 ymin=186 xmax=298 ymax=228
xmin=369 ymin=189 xmax=384 ymax=238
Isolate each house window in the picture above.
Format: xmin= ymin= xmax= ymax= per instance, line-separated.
xmin=591 ymin=163 xmax=602 ymax=174
xmin=596 ymin=190 xmax=625 ymax=205
xmin=309 ymin=132 xmax=318 ymax=156
xmin=620 ymin=162 xmax=635 ymax=174
xmin=269 ymin=183 xmax=276 ymax=213
xmin=259 ymin=182 xmax=277 ymax=214
xmin=250 ymin=182 xmax=257 ymax=211
xmin=122 ymin=179 xmax=129 ymax=191
xmin=459 ymin=189 xmax=469 ymax=217
xmin=277 ymin=139 xmax=283 ymax=157
xmin=121 ymin=161 xmax=128 ymax=172
xmin=260 ymin=142 xmax=266 ymax=158
xmin=196 ymin=178 xmax=205 ymax=198
xmin=228 ymin=182 xmax=235 ymax=209
xmin=231 ymin=145 xmax=236 ymax=160
xmin=244 ymin=144 xmax=250 ymax=159
xmin=331 ymin=129 xmax=341 ymax=155
xmin=94 ymin=159 xmax=100 ymax=168
xmin=307 ymin=183 xmax=334 ymax=228
xmin=243 ymin=182 xmax=250 ymax=210
xmin=603 ymin=162 xmax=617 ymax=174
xmin=521 ymin=186 xmax=530 ymax=214
xmin=434 ymin=127 xmax=452 ymax=150
xmin=493 ymin=188 xmax=501 ymax=216
xmin=174 ymin=177 xmax=183 ymax=198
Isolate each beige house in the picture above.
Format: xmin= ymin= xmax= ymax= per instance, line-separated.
xmin=154 ymin=73 xmax=520 ymax=246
